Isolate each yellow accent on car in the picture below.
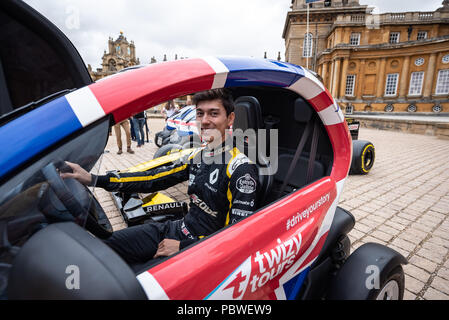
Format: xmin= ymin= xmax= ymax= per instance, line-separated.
xmin=361 ymin=144 xmax=374 ymax=173
xmin=123 ymin=148 xmax=195 ymax=173
xmin=141 ymin=192 xmax=176 ymax=207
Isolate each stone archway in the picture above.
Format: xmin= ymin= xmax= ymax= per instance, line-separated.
xmin=108 ymin=59 xmax=117 ymax=71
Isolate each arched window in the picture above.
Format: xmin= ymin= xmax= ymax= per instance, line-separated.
xmin=303 ymin=33 xmax=313 ymax=58
xmin=108 ymin=59 xmax=117 ymax=71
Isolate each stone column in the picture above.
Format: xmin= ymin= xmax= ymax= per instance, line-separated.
xmin=399 ymin=56 xmax=411 ymax=98
xmin=358 ymin=59 xmax=366 ymax=98
xmin=318 ymin=64 xmax=323 ymax=77
xmin=339 ymin=58 xmax=349 ymax=98
xmin=376 ymin=58 xmax=387 ymax=97
xmin=322 ymin=62 xmax=328 ymax=87
xmin=332 ymin=58 xmax=342 ymax=97
xmin=329 ymin=60 xmax=335 ymax=93
xmin=423 ymin=53 xmax=437 ymax=98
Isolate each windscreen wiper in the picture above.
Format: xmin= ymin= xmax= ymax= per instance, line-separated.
xmin=0 ymin=88 xmax=76 ymax=126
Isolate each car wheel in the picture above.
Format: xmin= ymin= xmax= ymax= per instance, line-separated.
xmin=153 ymin=143 xmax=183 ymax=159
xmin=350 ymin=140 xmax=375 ymax=175
xmin=374 ymin=266 xmax=405 ymax=300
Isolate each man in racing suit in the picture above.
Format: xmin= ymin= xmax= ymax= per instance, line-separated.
xmin=63 ymin=88 xmax=259 ymax=264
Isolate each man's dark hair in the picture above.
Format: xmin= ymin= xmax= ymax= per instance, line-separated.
xmin=192 ymin=88 xmax=234 ymax=115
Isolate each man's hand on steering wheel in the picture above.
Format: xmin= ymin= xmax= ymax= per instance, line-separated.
xmin=60 ymin=162 xmax=93 ymax=186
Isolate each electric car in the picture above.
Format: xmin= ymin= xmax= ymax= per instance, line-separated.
xmin=0 ymin=0 xmax=405 ymax=300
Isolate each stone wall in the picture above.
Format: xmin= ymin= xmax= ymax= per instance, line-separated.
xmin=351 ymin=115 xmax=449 ymax=139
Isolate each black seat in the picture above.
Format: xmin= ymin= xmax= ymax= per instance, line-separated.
xmin=271 ymin=98 xmax=325 ymax=197
xmin=233 ymin=96 xmax=273 ymax=208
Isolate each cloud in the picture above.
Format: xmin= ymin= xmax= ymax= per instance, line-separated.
xmin=24 ymin=0 xmax=290 ymax=69
xmin=24 ymin=0 xmax=443 ymax=69
xmin=363 ymin=0 xmax=441 ymax=12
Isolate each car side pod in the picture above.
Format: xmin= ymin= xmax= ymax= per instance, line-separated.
xmin=7 ymin=222 xmax=147 ymax=300
xmin=326 ymin=242 xmax=408 ymax=300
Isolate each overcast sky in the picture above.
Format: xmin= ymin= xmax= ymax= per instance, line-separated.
xmin=24 ymin=0 xmax=443 ymax=70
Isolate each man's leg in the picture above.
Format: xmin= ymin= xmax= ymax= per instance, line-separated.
xmin=122 ymin=120 xmax=134 ymax=153
xmin=113 ymin=124 xmax=123 ymax=154
xmin=144 ymin=117 xmax=150 ymax=142
xmin=130 ymin=118 xmax=136 ymax=141
xmin=104 ymin=222 xmax=167 ymax=264
xmin=132 ymin=118 xmax=142 ymax=146
xmin=138 ymin=119 xmax=145 ymax=146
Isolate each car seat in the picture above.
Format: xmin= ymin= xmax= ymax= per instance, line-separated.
xmin=270 ymin=98 xmax=325 ymax=199
xmin=233 ymin=96 xmax=273 ymax=208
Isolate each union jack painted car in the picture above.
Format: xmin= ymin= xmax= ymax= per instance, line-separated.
xmin=0 ymin=1 xmax=406 ymax=300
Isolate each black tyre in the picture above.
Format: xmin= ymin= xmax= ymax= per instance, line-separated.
xmin=153 ymin=143 xmax=183 ymax=159
xmin=154 ymin=129 xmax=171 ymax=147
xmin=350 ymin=140 xmax=375 ymax=175
xmin=373 ymin=266 xmax=405 ymax=300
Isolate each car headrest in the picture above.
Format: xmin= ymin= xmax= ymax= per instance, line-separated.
xmin=233 ymin=96 xmax=263 ymax=131
xmin=294 ymin=97 xmax=313 ymax=123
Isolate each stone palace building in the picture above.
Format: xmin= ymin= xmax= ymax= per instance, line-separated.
xmin=283 ymin=0 xmax=449 ymax=113
xmin=88 ymin=31 xmax=140 ymax=81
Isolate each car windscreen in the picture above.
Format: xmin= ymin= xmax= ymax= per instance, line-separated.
xmin=0 ymin=117 xmax=109 ymax=255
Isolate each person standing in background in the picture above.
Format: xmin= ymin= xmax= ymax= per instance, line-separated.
xmin=132 ymin=111 xmax=146 ymax=148
xmin=113 ymin=119 xmax=135 ymax=155
xmin=161 ymin=100 xmax=178 ymax=120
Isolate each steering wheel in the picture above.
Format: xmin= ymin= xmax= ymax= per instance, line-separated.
xmin=41 ymin=162 xmax=113 ymax=239
xmin=41 ymin=162 xmax=88 ymax=221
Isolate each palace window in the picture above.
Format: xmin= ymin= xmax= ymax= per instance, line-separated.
xmin=417 ymin=31 xmax=428 ymax=40
xmin=345 ymin=75 xmax=356 ymax=96
xmin=409 ymin=72 xmax=424 ymax=96
xmin=436 ymin=69 xmax=449 ymax=95
xmin=415 ymin=58 xmax=425 ymax=66
xmin=349 ymin=33 xmax=361 ymax=46
xmin=389 ymin=32 xmax=400 ymax=44
xmin=303 ymin=33 xmax=313 ymax=58
xmin=385 ymin=73 xmax=399 ymax=96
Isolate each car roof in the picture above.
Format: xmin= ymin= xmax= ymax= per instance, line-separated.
xmin=0 ymin=56 xmax=351 ymax=182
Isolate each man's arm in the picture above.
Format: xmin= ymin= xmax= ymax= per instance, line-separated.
xmin=62 ymin=151 xmax=195 ymax=193
xmin=226 ymin=163 xmax=259 ymax=226
xmin=92 ymin=160 xmax=189 ymax=193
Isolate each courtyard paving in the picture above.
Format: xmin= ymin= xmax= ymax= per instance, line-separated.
xmin=94 ymin=117 xmax=449 ymax=300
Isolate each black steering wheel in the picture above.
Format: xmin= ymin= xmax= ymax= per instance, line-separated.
xmin=41 ymin=162 xmax=113 ymax=239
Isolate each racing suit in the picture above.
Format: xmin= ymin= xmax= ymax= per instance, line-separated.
xmin=93 ymin=140 xmax=259 ymax=264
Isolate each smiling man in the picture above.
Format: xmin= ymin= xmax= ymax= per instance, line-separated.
xmin=63 ymin=88 xmax=259 ymax=265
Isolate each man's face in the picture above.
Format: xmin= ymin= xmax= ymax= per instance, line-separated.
xmin=196 ymin=99 xmax=234 ymax=147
